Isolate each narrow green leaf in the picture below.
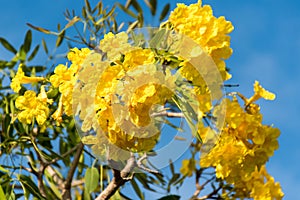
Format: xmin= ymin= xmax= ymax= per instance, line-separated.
xmin=56 ymin=30 xmax=65 ymax=47
xmin=105 ymin=5 xmax=116 ymax=18
xmin=57 ymin=23 xmax=61 ymax=32
xmin=169 ymin=160 xmax=175 ymax=175
xmin=0 ymin=185 xmax=5 ymax=200
xmin=23 ymin=30 xmax=32 ymax=53
xmin=18 ymin=45 xmax=27 ymax=61
xmin=44 ymin=170 xmax=62 ymax=199
xmin=131 ymin=0 xmax=143 ymax=13
xmin=159 ymin=3 xmax=170 ymax=21
xmin=27 ymin=45 xmax=39 ymax=61
xmin=149 ymin=0 xmax=157 ymax=15
xmin=26 ymin=23 xmax=51 ymax=34
xmin=0 ymin=38 xmax=17 ymax=54
xmin=82 ymin=7 xmax=87 ymax=19
xmin=18 ymin=175 xmax=46 ymax=200
xmin=172 ymin=95 xmax=202 ymax=143
xmin=131 ymin=178 xmax=144 ymax=200
xmin=84 ymin=167 xmax=99 ymax=193
xmin=97 ymin=1 xmax=103 ymax=15
xmin=117 ymin=3 xmax=137 ymax=18
xmin=157 ymin=195 xmax=180 ymax=200
xmin=41 ymin=39 xmax=48 ymax=54
xmin=127 ymin=20 xmax=139 ymax=33
xmin=85 ymin=0 xmax=92 ymax=13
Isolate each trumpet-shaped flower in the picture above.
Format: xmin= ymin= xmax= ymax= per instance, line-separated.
xmin=11 ymin=65 xmax=45 ymax=93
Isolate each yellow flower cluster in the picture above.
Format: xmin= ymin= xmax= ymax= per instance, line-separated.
xmin=11 ymin=65 xmax=45 ymax=93
xmin=50 ymin=48 xmax=91 ymax=118
xmin=168 ymin=1 xmax=234 ymax=80
xmin=94 ymin=47 xmax=170 ymax=152
xmin=99 ymin=32 xmax=138 ymax=61
xmin=15 ymin=86 xmax=52 ymax=125
xmin=199 ymin=82 xmax=282 ymax=199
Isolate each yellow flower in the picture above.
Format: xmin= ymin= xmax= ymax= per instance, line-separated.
xmin=168 ymin=1 xmax=234 ymax=80
xmin=15 ymin=89 xmax=51 ymax=125
xmin=200 ymin=97 xmax=281 ymax=188
xmin=50 ymin=48 xmax=91 ymax=116
xmin=51 ymin=96 xmax=63 ymax=125
xmin=99 ymin=32 xmax=138 ymax=61
xmin=247 ymin=81 xmax=276 ymax=105
xmin=249 ymin=166 xmax=284 ymax=200
xmin=180 ymin=159 xmax=196 ymax=177
xmin=11 ymin=65 xmax=45 ymax=93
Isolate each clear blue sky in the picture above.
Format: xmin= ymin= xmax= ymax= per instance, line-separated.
xmin=1 ymin=0 xmax=299 ymax=199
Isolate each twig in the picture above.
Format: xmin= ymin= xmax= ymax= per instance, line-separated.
xmin=136 ymin=153 xmax=161 ymax=174
xmin=62 ymin=142 xmax=84 ymax=200
xmin=197 ymin=185 xmax=222 ymax=200
xmin=151 ymin=111 xmax=184 ymax=118
xmin=45 ymin=142 xmax=81 ymax=166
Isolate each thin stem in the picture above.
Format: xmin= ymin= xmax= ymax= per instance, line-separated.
xmin=62 ymin=142 xmax=84 ymax=200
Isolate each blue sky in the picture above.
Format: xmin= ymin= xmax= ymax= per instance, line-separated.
xmin=1 ymin=0 xmax=300 ymax=199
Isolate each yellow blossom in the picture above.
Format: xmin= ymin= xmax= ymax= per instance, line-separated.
xmin=99 ymin=32 xmax=138 ymax=61
xmin=51 ymin=96 xmax=63 ymax=125
xmin=200 ymin=97 xmax=281 ymax=188
xmin=50 ymin=48 xmax=91 ymax=116
xmin=15 ymin=89 xmax=51 ymax=125
xmin=11 ymin=65 xmax=45 ymax=93
xmin=247 ymin=81 xmax=276 ymax=105
xmin=168 ymin=2 xmax=234 ymax=80
xmin=180 ymin=159 xmax=196 ymax=177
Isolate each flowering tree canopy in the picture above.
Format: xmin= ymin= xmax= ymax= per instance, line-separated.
xmin=0 ymin=0 xmax=283 ymax=199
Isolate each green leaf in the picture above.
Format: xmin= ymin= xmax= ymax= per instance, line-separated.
xmin=27 ymin=23 xmax=51 ymax=34
xmin=28 ymin=45 xmax=40 ymax=61
xmin=23 ymin=30 xmax=32 ymax=53
xmin=41 ymin=39 xmax=48 ymax=54
xmin=157 ymin=195 xmax=180 ymax=200
xmin=56 ymin=30 xmax=65 ymax=47
xmin=149 ymin=0 xmax=157 ymax=15
xmin=85 ymin=0 xmax=92 ymax=12
xmin=0 ymin=38 xmax=17 ymax=54
xmin=0 ymin=185 xmax=5 ymax=200
xmin=172 ymin=95 xmax=202 ymax=143
xmin=18 ymin=174 xmax=46 ymax=200
xmin=131 ymin=178 xmax=144 ymax=200
xmin=117 ymin=3 xmax=137 ymax=18
xmin=18 ymin=45 xmax=27 ymax=61
xmin=159 ymin=3 xmax=170 ymax=21
xmin=169 ymin=160 xmax=175 ymax=175
xmin=105 ymin=5 xmax=116 ymax=18
xmin=131 ymin=0 xmax=143 ymax=14
xmin=84 ymin=167 xmax=99 ymax=193
xmin=149 ymin=29 xmax=166 ymax=48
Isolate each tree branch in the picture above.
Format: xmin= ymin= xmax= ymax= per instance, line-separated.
xmin=95 ymin=154 xmax=136 ymax=200
xmin=151 ymin=111 xmax=184 ymax=118
xmin=62 ymin=142 xmax=84 ymax=200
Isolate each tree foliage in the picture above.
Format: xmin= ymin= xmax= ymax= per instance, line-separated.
xmin=0 ymin=0 xmax=283 ymax=199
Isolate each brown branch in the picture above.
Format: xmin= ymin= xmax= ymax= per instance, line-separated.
xmin=45 ymin=143 xmax=80 ymax=166
xmin=95 ymin=154 xmax=136 ymax=200
xmin=136 ymin=153 xmax=161 ymax=174
xmin=151 ymin=111 xmax=184 ymax=118
xmin=190 ymin=169 xmax=215 ymax=200
xmin=197 ymin=185 xmax=222 ymax=200
xmin=62 ymin=142 xmax=84 ymax=200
